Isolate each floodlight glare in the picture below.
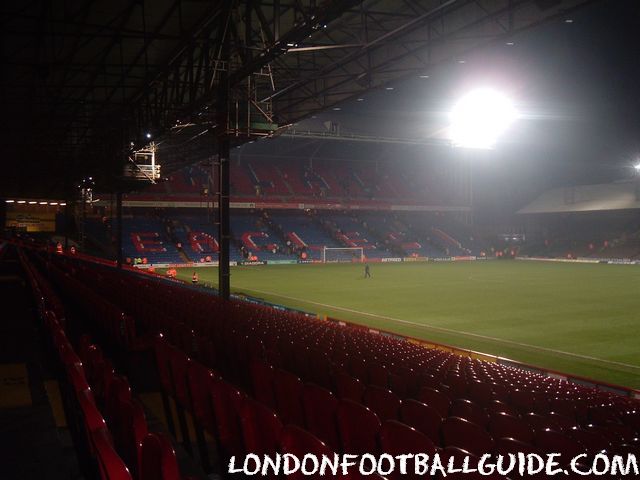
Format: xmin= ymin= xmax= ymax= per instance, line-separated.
xmin=634 ymin=163 xmax=640 ymax=172
xmin=450 ymin=88 xmax=517 ymax=149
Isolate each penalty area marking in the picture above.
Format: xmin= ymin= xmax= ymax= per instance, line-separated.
xmin=237 ymin=286 xmax=640 ymax=373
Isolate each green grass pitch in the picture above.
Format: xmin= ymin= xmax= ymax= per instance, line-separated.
xmin=162 ymin=261 xmax=640 ymax=389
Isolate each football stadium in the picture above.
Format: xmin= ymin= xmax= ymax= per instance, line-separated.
xmin=1 ymin=1 xmax=639 ymax=479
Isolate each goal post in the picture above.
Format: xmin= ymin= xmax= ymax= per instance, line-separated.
xmin=322 ymin=246 xmax=365 ymax=263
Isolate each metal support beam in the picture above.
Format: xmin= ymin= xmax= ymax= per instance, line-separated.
xmin=217 ymin=0 xmax=232 ymax=301
xmin=116 ymin=189 xmax=123 ymax=268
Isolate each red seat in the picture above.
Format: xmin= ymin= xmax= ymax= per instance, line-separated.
xmin=524 ymin=412 xmax=560 ymax=432
xmin=348 ymin=357 xmax=368 ymax=381
xmin=442 ymin=375 xmax=468 ymax=398
xmin=113 ymin=399 xmax=148 ymax=478
xmin=450 ymin=398 xmax=489 ymax=427
xmin=105 ymin=375 xmax=132 ymax=429
xmin=492 ymin=436 xmax=542 ymax=456
xmin=486 ymin=399 xmax=519 ymax=418
xmin=240 ymin=398 xmax=284 ymax=456
xmin=510 ymin=389 xmax=536 ymax=414
xmin=488 ymin=412 xmax=534 ymax=444
xmin=334 ymin=372 xmax=365 ymax=402
xmin=588 ymin=406 xmax=621 ymax=425
xmin=368 ymin=363 xmax=388 ymax=388
xmin=249 ymin=359 xmax=276 ymax=408
xmin=273 ymin=369 xmax=305 ymax=426
xmin=336 ymin=399 xmax=381 ymax=454
xmin=586 ymin=423 xmax=639 ymax=447
xmin=534 ymin=429 xmax=584 ymax=459
xmin=399 ymin=399 xmax=442 ymax=444
xmin=378 ymin=420 xmax=438 ymax=480
xmin=307 ymin=349 xmax=333 ymax=389
xmin=210 ymin=378 xmax=245 ymax=460
xmin=302 ymin=383 xmax=340 ymax=451
xmin=467 ymin=381 xmax=495 ymax=407
xmin=441 ymin=416 xmax=495 ymax=456
xmin=186 ymin=362 xmax=217 ymax=433
xmin=154 ymin=335 xmax=173 ymax=393
xmin=139 ymin=433 xmax=181 ymax=480
xmin=417 ymin=387 xmax=450 ymax=418
xmin=167 ymin=344 xmax=191 ymax=408
xmin=363 ymin=386 xmax=401 ymax=422
xmin=91 ymin=429 xmax=133 ymax=480
xmin=549 ymin=398 xmax=576 ymax=420
xmin=567 ymin=427 xmax=612 ymax=455
xmin=279 ymin=425 xmax=337 ymax=480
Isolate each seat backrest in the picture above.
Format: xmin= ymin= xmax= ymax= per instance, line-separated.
xmin=210 ymin=378 xmax=246 ymax=459
xmin=488 ymin=412 xmax=534 ymax=444
xmin=139 ymin=433 xmax=181 ymax=480
xmin=450 ymin=399 xmax=489 ymax=427
xmin=441 ymin=416 xmax=494 ymax=456
xmin=249 ymin=359 xmax=276 ymax=408
xmin=367 ymin=363 xmax=388 ymax=389
xmin=417 ymin=387 xmax=450 ymax=418
xmin=534 ymin=429 xmax=584 ymax=459
xmin=334 ymin=372 xmax=365 ymax=402
xmin=509 ymin=389 xmax=536 ymax=413
xmin=186 ymin=361 xmax=217 ymax=433
xmin=154 ymin=335 xmax=172 ymax=392
xmin=273 ymin=369 xmax=305 ymax=426
xmin=240 ymin=398 xmax=284 ymax=456
xmin=113 ymin=399 xmax=148 ymax=478
xmin=91 ymin=429 xmax=133 ymax=480
xmin=363 ymin=385 xmax=401 ymax=422
xmin=399 ymin=399 xmax=442 ymax=444
xmin=336 ymin=399 xmax=381 ymax=455
xmin=302 ymin=383 xmax=340 ymax=451
xmin=379 ymin=420 xmax=437 ymax=480
xmin=279 ymin=425 xmax=336 ymax=480
xmin=567 ymin=428 xmax=612 ymax=455
xmin=105 ymin=375 xmax=132 ymax=427
xmin=167 ymin=344 xmax=191 ymax=408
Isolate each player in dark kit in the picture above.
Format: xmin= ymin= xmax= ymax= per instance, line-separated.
xmin=364 ymin=264 xmax=371 ymax=278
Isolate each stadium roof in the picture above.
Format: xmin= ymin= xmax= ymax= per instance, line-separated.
xmin=1 ymin=0 xmax=595 ymax=199
xmin=517 ymin=181 xmax=640 ymax=214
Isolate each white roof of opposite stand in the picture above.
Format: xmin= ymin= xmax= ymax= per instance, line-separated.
xmin=518 ymin=181 xmax=640 ymax=214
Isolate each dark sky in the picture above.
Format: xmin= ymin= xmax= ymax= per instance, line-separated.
xmin=285 ymin=0 xmax=640 ymax=214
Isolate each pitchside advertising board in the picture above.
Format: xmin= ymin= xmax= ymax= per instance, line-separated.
xmin=134 ymin=256 xmax=494 ymax=268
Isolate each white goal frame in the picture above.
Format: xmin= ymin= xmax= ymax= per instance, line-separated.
xmin=322 ymin=246 xmax=364 ymax=263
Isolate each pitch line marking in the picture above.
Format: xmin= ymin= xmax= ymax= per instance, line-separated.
xmin=237 ymin=286 xmax=640 ymax=373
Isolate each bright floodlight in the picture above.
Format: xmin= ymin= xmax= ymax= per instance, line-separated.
xmin=634 ymin=163 xmax=640 ymax=172
xmin=450 ymin=88 xmax=517 ymax=149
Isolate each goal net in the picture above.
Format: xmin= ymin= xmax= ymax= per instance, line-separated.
xmin=322 ymin=247 xmax=365 ymax=263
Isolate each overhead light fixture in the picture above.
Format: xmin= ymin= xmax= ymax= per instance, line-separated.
xmin=457 ymin=60 xmax=466 ymax=64
xmin=6 ymin=199 xmax=15 ymax=203
xmin=450 ymin=88 xmax=517 ymax=149
xmin=634 ymin=163 xmax=640 ymax=172
xmin=333 ymin=107 xmax=341 ymax=111
xmin=17 ymin=200 xmax=26 ymax=204
xmin=419 ymin=75 xmax=430 ymax=79
xmin=357 ymin=98 xmax=364 ymax=102
xmin=60 ymin=202 xmax=67 ymax=206
xmin=50 ymin=202 xmax=58 ymax=205
xmin=385 ymin=87 xmax=394 ymax=91
xmin=39 ymin=201 xmax=48 ymax=205
xmin=506 ymin=42 xmax=515 ymax=46
xmin=564 ymin=18 xmax=573 ymax=23
xmin=146 ymin=132 xmax=152 ymax=139
xmin=28 ymin=201 xmax=37 ymax=204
